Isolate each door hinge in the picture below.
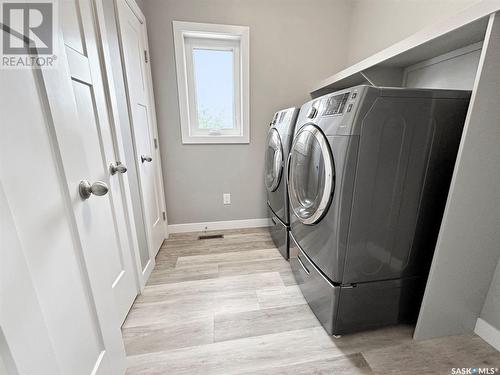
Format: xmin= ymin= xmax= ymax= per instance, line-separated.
xmin=162 ymin=211 xmax=166 ymax=221
xmin=144 ymin=49 xmax=149 ymax=63
xmin=154 ymin=138 xmax=158 ymax=149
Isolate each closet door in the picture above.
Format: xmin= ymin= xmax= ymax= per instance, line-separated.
xmin=116 ymin=0 xmax=167 ymax=257
xmin=61 ymin=0 xmax=138 ymax=324
xmin=0 ymin=17 xmax=126 ymax=375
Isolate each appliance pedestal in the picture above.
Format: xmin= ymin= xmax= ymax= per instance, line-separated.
xmin=268 ymin=207 xmax=289 ymax=260
xmin=290 ymin=233 xmax=425 ymax=335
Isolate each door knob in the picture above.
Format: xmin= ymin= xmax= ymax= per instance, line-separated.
xmin=141 ymin=155 xmax=153 ymax=163
xmin=79 ymin=180 xmax=109 ymax=200
xmin=109 ymin=162 xmax=128 ymax=175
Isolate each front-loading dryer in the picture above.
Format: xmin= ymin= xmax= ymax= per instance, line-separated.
xmin=265 ymin=107 xmax=299 ymax=259
xmin=288 ymin=85 xmax=471 ymax=335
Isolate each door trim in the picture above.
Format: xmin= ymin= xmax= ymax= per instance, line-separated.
xmin=122 ymin=0 xmax=144 ymax=24
xmin=94 ymin=0 xmax=146 ymax=291
xmin=114 ymin=0 xmax=169 ymax=256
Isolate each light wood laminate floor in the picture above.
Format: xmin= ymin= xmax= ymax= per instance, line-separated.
xmin=123 ymin=227 xmax=500 ymax=374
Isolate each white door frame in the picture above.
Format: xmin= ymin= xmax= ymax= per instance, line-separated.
xmin=60 ymin=0 xmax=141 ymax=324
xmin=93 ymin=0 xmax=144 ymax=292
xmin=112 ymin=0 xmax=169 ymax=257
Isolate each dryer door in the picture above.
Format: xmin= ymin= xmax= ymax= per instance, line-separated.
xmin=265 ymin=128 xmax=284 ymax=192
xmin=289 ymin=124 xmax=335 ymax=225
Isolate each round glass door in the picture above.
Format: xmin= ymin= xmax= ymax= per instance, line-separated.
xmin=289 ymin=124 xmax=334 ymax=225
xmin=265 ymin=128 xmax=284 ymax=192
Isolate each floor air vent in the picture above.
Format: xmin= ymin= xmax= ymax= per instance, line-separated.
xmin=198 ymin=234 xmax=224 ymax=240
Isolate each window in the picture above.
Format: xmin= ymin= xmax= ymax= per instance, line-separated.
xmin=173 ymin=21 xmax=250 ymax=144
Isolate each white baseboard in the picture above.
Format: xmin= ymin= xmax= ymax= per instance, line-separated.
xmin=168 ymin=218 xmax=271 ymax=234
xmin=474 ymin=317 xmax=500 ymax=351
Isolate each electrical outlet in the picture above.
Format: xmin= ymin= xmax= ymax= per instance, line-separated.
xmin=223 ymin=193 xmax=231 ymax=205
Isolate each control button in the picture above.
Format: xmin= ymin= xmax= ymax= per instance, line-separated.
xmin=351 ymin=92 xmax=357 ymax=99
xmin=347 ymin=103 xmax=353 ymax=112
xmin=306 ymin=107 xmax=318 ymax=119
xmin=339 ymin=96 xmax=348 ymax=113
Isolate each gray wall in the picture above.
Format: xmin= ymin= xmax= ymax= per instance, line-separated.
xmin=142 ymin=0 xmax=482 ymax=225
xmin=143 ymin=0 xmax=351 ymax=225
xmin=345 ymin=0 xmax=479 ymax=66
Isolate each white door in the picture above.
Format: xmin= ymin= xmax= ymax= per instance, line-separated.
xmin=116 ymin=0 xmax=167 ymax=255
xmin=61 ymin=0 xmax=137 ymax=324
xmin=0 ymin=27 xmax=125 ymax=375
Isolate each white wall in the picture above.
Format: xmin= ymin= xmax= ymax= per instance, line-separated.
xmin=143 ymin=0 xmax=351 ymax=225
xmin=403 ymin=42 xmax=482 ymax=90
xmin=346 ymin=0 xmax=480 ymax=66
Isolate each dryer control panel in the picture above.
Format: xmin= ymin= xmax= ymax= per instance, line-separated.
xmin=323 ymin=92 xmax=350 ymax=116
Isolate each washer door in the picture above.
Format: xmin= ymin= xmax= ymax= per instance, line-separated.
xmin=289 ymin=124 xmax=335 ymax=225
xmin=265 ymin=128 xmax=284 ymax=192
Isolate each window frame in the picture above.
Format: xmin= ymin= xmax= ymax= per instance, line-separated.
xmin=185 ymin=37 xmax=241 ymax=137
xmin=173 ymin=21 xmax=250 ymax=144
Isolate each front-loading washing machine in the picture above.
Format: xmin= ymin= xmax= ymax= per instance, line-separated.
xmin=265 ymin=107 xmax=299 ymax=259
xmin=288 ymin=85 xmax=471 ymax=335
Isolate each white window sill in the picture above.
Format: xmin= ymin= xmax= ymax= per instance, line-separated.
xmin=181 ymin=134 xmax=250 ymax=145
